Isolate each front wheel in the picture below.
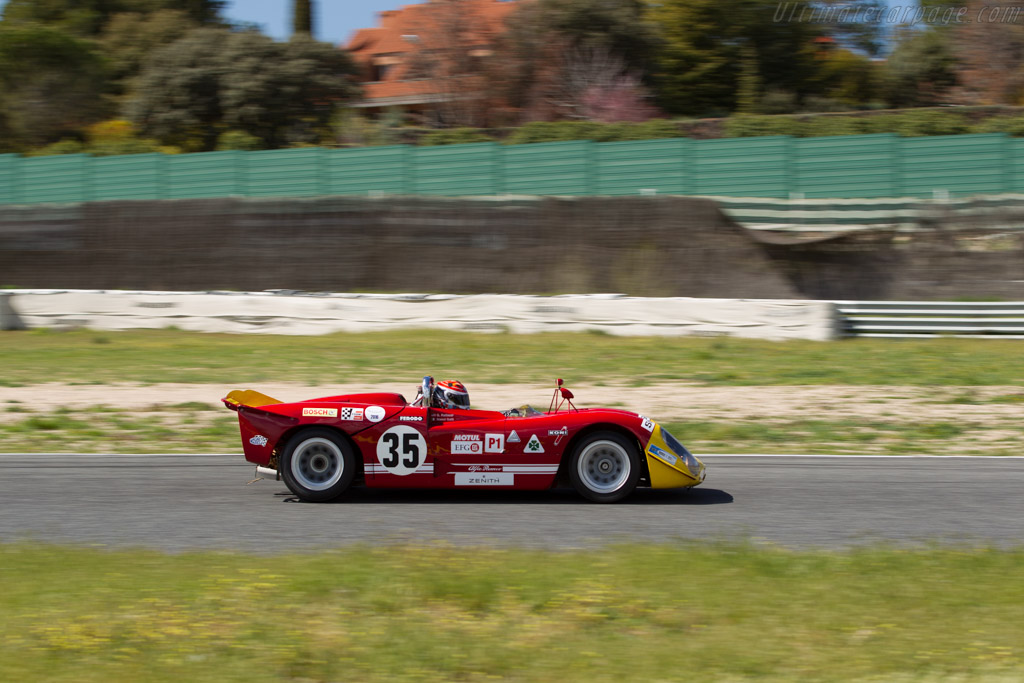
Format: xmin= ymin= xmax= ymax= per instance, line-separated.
xmin=568 ymin=431 xmax=640 ymax=503
xmin=280 ymin=428 xmax=357 ymax=502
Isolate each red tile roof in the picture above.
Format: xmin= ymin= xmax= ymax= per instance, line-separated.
xmin=345 ymin=0 xmax=522 ymax=106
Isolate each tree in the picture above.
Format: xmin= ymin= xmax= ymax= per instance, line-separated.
xmin=129 ymin=28 xmax=360 ymax=150
xmin=0 ymin=23 xmax=110 ymax=149
xmin=101 ymin=9 xmax=198 ymax=94
xmin=953 ymin=0 xmax=1024 ymax=105
xmin=490 ymin=0 xmax=661 ymax=123
xmin=1 ymin=0 xmax=224 ymax=37
xmin=401 ymin=0 xmax=498 ymax=127
xmin=884 ymin=28 xmax=957 ymax=107
xmin=293 ymin=0 xmax=312 ymax=36
xmin=648 ymin=0 xmax=824 ymax=116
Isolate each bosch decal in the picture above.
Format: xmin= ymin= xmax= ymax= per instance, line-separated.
xmin=302 ymin=407 xmax=338 ymax=418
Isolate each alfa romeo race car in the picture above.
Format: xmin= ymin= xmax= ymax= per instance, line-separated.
xmin=223 ymin=377 xmax=705 ymax=503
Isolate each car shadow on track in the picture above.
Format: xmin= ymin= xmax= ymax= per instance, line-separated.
xmin=277 ymin=487 xmax=733 ymax=506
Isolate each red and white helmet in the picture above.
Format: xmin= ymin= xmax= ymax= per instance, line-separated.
xmin=433 ymin=379 xmax=470 ymax=409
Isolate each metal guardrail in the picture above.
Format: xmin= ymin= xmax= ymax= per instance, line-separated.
xmin=836 ymin=301 xmax=1024 ymax=338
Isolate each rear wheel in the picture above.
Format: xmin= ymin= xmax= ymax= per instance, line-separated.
xmin=568 ymin=431 xmax=640 ymax=503
xmin=280 ymin=428 xmax=356 ymax=502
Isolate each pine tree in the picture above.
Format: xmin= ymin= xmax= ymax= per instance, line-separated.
xmin=293 ymin=0 xmax=313 ymax=36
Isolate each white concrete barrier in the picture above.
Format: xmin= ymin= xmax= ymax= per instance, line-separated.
xmin=2 ymin=290 xmax=839 ymax=341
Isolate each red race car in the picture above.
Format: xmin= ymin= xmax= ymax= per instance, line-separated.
xmin=223 ymin=377 xmax=705 ymax=503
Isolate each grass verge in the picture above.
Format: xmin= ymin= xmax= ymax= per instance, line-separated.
xmin=1 ymin=407 xmax=1017 ymax=455
xmin=1 ymin=542 xmax=1022 ymax=682
xmin=3 ymin=328 xmax=1024 ymax=386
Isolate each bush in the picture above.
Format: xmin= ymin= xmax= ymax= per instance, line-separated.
xmin=971 ymin=115 xmax=1024 ymax=136
xmin=419 ymin=128 xmax=496 ymax=146
xmin=885 ymin=110 xmax=970 ymax=136
xmin=722 ymin=115 xmax=803 ymax=138
xmin=30 ymin=139 xmax=87 ymax=156
xmin=502 ymin=119 xmax=684 ymax=145
xmin=801 ymin=116 xmax=871 ymax=137
xmin=216 ymin=130 xmax=263 ymax=151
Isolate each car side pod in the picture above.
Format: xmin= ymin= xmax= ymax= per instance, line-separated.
xmin=644 ymin=424 xmax=704 ymax=489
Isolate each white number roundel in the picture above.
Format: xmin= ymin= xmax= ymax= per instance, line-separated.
xmin=376 ymin=425 xmax=427 ymax=476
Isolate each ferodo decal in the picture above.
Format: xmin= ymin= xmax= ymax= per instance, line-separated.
xmin=303 ymin=407 xmax=338 ymax=418
xmin=524 ymin=434 xmax=545 ymax=453
xmin=365 ymin=406 xmax=386 ymax=423
xmin=547 ymin=426 xmax=568 ymax=445
xmin=376 ymin=425 xmax=427 ymax=476
xmin=340 ymin=407 xmax=363 ymax=421
xmin=639 ymin=415 xmax=655 ymax=432
xmin=451 ymin=434 xmax=482 ymax=454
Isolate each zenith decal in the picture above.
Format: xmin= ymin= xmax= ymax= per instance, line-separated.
xmin=340 ymin=407 xmax=364 ymax=421
xmin=547 ymin=426 xmax=568 ymax=445
xmin=249 ymin=434 xmax=268 ymax=447
xmin=302 ymin=407 xmax=338 ymax=418
xmin=454 ymin=472 xmax=514 ymax=486
xmin=524 ymin=434 xmax=545 ymax=454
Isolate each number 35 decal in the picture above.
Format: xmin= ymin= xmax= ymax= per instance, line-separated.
xmin=376 ymin=425 xmax=427 ymax=476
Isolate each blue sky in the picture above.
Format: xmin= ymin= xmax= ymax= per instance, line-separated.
xmin=0 ymin=0 xmax=405 ymax=45
xmin=223 ymin=0 xmax=401 ymax=45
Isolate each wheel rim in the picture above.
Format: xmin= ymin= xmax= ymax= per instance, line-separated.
xmin=577 ymin=440 xmax=630 ymax=493
xmin=291 ymin=437 xmax=344 ymax=491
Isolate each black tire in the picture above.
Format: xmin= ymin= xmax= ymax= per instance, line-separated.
xmin=568 ymin=431 xmax=640 ymax=503
xmin=279 ymin=428 xmax=357 ymax=502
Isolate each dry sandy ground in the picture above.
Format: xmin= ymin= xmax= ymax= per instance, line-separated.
xmin=1 ymin=381 xmax=1021 ymax=425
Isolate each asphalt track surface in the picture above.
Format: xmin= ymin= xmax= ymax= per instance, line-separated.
xmin=2 ymin=453 xmax=1023 ymax=552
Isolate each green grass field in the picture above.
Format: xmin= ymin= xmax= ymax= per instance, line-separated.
xmin=3 ymin=330 xmax=1024 ymax=680
xmin=2 ymin=328 xmax=1024 ymax=386
xmin=1 ymin=406 xmax=1017 ymax=455
xmin=1 ymin=543 xmax=1022 ymax=682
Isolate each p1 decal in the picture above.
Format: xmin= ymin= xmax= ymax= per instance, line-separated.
xmin=303 ymin=407 xmax=338 ymax=418
xmin=547 ymin=426 xmax=568 ymax=446
xmin=484 ymin=433 xmax=504 ymax=453
xmin=365 ymin=406 xmax=386 ymax=423
xmin=376 ymin=425 xmax=427 ymax=476
xmin=524 ymin=434 xmax=545 ymax=454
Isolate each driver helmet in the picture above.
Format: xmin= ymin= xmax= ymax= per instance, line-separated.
xmin=433 ymin=379 xmax=470 ymax=410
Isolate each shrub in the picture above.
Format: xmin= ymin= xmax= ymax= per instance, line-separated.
xmin=216 ymin=130 xmax=263 ymax=151
xmin=419 ymin=128 xmax=496 ymax=146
